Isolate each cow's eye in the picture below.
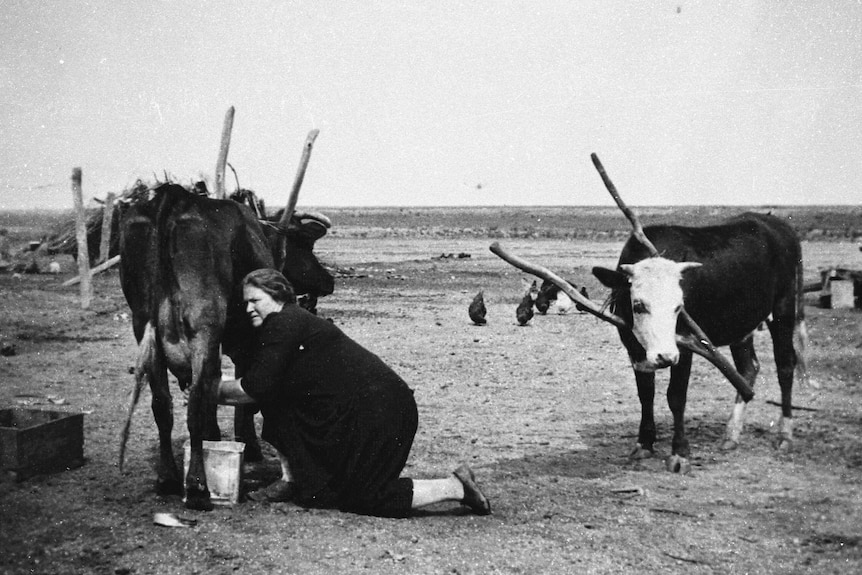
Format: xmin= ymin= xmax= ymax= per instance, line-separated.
xmin=674 ymin=305 xmax=683 ymax=314
xmin=632 ymin=300 xmax=647 ymax=314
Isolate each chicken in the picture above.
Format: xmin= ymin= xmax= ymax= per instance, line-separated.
xmin=515 ymin=292 xmax=534 ymax=326
xmin=468 ymin=290 xmax=487 ymax=325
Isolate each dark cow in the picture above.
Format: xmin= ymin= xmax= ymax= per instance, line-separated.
xmin=592 ymin=212 xmax=809 ymax=473
xmin=229 ymin=189 xmax=334 ymax=315
xmin=266 ymin=208 xmax=334 ymax=314
xmin=118 ymin=183 xmax=273 ymax=510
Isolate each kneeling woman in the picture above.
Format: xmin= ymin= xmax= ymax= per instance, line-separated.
xmin=218 ymin=268 xmax=490 ymax=518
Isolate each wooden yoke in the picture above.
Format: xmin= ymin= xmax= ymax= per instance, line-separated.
xmin=488 ymin=155 xmax=755 ymax=402
xmin=489 ymin=242 xmax=753 ymax=401
xmin=590 ymin=153 xmax=754 ymax=402
xmin=489 ymin=242 xmax=627 ymax=330
xmin=278 ymin=129 xmax=320 ymax=229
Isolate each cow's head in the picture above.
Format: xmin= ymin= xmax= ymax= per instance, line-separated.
xmin=593 ymin=257 xmax=702 ymax=372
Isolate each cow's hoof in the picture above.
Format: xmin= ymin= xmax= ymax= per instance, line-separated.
xmin=629 ymin=445 xmax=654 ymax=460
xmin=666 ymin=455 xmax=691 ymax=474
xmin=243 ymin=442 xmax=263 ymax=463
xmin=775 ymin=437 xmax=793 ymax=453
xmin=720 ymin=439 xmax=739 ymax=451
xmin=184 ymin=488 xmax=214 ymax=511
xmin=155 ymin=477 xmax=183 ymax=496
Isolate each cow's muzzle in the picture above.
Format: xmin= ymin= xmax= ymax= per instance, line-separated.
xmin=634 ymin=351 xmax=679 ymax=372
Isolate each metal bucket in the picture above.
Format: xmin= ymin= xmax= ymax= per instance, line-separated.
xmin=183 ymin=440 xmax=245 ymax=505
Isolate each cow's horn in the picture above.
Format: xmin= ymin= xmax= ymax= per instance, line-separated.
xmin=293 ymin=211 xmax=332 ymax=228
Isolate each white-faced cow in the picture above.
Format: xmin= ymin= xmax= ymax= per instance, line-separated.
xmin=118 ymin=183 xmax=273 ymax=510
xmin=592 ymin=212 xmax=808 ymax=473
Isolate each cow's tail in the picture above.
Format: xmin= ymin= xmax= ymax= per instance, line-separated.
xmin=793 ymin=257 xmax=814 ymax=388
xmin=119 ymin=321 xmax=156 ymax=472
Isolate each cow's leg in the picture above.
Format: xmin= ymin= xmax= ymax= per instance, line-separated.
xmin=201 ymin=375 xmax=221 ymax=442
xmin=769 ymin=315 xmax=797 ymax=452
xmin=150 ymin=365 xmax=182 ymax=495
xmin=793 ymin=260 xmax=815 ymax=389
xmin=184 ymin=382 xmax=212 ymax=510
xmin=666 ymin=350 xmax=692 ymax=474
xmin=183 ymin=353 xmax=218 ymax=511
xmin=231 ymin=360 xmax=263 ymax=462
xmin=234 ymin=406 xmax=263 ymax=462
xmin=723 ymin=333 xmax=760 ymax=450
xmin=793 ymin=315 xmax=814 ymax=388
xmin=631 ymin=369 xmax=657 ymax=459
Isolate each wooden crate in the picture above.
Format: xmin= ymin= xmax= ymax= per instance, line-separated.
xmin=829 ymin=279 xmax=856 ymax=309
xmin=818 ymin=268 xmax=862 ymax=309
xmin=0 ymin=407 xmax=85 ymax=481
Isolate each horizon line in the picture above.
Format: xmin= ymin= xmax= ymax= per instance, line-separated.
xmin=1 ymin=203 xmax=860 ymax=213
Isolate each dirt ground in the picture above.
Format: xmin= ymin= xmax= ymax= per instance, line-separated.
xmin=1 ymin=232 xmax=861 ymax=575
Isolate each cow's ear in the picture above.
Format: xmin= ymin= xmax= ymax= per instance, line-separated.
xmin=592 ymin=266 xmax=629 ymax=289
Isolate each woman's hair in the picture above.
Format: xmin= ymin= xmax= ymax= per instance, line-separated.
xmin=242 ymin=268 xmax=297 ymax=304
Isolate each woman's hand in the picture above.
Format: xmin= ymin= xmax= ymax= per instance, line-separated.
xmin=217 ymin=378 xmax=257 ymax=406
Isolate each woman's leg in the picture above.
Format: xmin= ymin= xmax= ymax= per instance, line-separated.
xmin=276 ymin=450 xmax=293 ymax=482
xmin=411 ymin=477 xmax=463 ymax=508
xmin=411 ymin=464 xmax=491 ymax=515
xmin=248 ymin=449 xmax=295 ymax=502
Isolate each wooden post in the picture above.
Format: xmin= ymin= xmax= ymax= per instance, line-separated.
xmin=72 ymin=168 xmax=92 ymax=309
xmin=214 ymin=106 xmax=235 ymax=199
xmin=98 ymin=192 xmax=116 ymax=264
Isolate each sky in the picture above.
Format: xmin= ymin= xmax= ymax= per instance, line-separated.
xmin=2 ymin=1 xmax=860 ymax=211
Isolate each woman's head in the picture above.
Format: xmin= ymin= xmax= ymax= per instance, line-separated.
xmin=242 ymin=269 xmax=296 ymax=326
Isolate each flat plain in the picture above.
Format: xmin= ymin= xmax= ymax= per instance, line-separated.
xmin=1 ymin=205 xmax=861 ymax=574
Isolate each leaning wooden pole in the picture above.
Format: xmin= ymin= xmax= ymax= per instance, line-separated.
xmin=71 ymin=168 xmax=93 ymax=309
xmin=279 ymin=129 xmax=320 ymax=228
xmin=214 ymin=106 xmax=235 ymax=199
xmin=590 ymin=153 xmax=754 ymax=401
xmin=62 ymin=255 xmax=121 ymax=287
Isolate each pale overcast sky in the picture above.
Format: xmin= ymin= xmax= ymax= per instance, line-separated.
xmin=2 ymin=1 xmax=860 ymax=210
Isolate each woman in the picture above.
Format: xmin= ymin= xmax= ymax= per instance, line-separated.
xmin=218 ymin=268 xmax=491 ymax=518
